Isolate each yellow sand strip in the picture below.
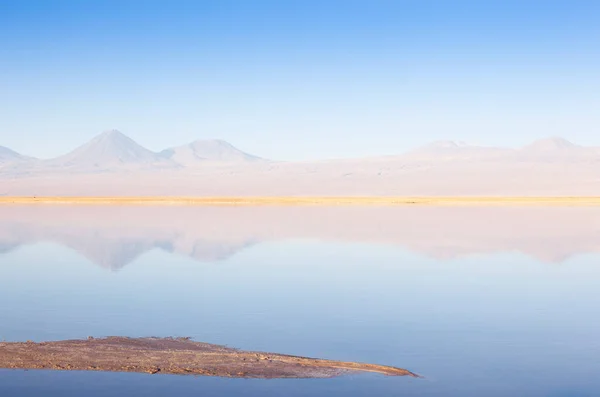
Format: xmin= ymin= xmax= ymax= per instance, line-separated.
xmin=1 ymin=196 xmax=600 ymax=206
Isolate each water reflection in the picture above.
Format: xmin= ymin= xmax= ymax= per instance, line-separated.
xmin=2 ymin=205 xmax=600 ymax=396
xmin=0 ymin=206 xmax=599 ymax=269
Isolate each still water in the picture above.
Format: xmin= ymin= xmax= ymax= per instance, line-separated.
xmin=1 ymin=206 xmax=599 ymax=396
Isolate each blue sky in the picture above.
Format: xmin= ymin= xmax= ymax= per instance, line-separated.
xmin=1 ymin=0 xmax=599 ymax=160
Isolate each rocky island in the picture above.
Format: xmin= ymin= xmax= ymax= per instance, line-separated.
xmin=0 ymin=337 xmax=418 ymax=379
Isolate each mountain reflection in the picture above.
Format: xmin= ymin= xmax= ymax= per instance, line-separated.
xmin=0 ymin=205 xmax=599 ymax=269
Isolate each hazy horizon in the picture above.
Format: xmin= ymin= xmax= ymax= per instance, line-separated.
xmin=3 ymin=128 xmax=600 ymax=197
xmin=0 ymin=128 xmax=596 ymax=162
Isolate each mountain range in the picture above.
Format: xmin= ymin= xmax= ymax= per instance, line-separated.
xmin=2 ymin=131 xmax=600 ymax=195
xmin=0 ymin=130 xmax=263 ymax=173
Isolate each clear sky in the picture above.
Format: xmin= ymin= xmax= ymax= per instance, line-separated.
xmin=1 ymin=0 xmax=599 ymax=160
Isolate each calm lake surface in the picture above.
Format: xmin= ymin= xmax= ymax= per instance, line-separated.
xmin=1 ymin=206 xmax=599 ymax=396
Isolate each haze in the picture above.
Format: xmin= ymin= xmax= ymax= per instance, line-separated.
xmin=2 ymin=130 xmax=600 ymax=196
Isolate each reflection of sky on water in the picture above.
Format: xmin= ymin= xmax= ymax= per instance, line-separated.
xmin=1 ymin=224 xmax=600 ymax=396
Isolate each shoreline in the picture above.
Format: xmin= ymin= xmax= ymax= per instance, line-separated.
xmin=1 ymin=196 xmax=600 ymax=206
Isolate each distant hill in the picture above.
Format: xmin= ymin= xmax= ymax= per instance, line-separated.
xmin=0 ymin=146 xmax=33 ymax=166
xmin=401 ymin=140 xmax=511 ymax=161
xmin=1 ymin=130 xmax=264 ymax=174
xmin=396 ymin=137 xmax=600 ymax=164
xmin=42 ymin=130 xmax=175 ymax=171
xmin=521 ymin=136 xmax=576 ymax=151
xmin=517 ymin=137 xmax=600 ymax=161
xmin=160 ymin=139 xmax=263 ymax=166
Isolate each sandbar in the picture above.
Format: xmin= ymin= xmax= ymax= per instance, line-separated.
xmin=0 ymin=337 xmax=418 ymax=379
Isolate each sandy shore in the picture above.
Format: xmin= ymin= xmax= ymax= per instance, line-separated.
xmin=0 ymin=337 xmax=417 ymax=379
xmin=1 ymin=196 xmax=600 ymax=206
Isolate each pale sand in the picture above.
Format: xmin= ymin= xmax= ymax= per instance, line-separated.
xmin=1 ymin=196 xmax=600 ymax=206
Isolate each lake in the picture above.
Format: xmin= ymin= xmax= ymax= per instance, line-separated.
xmin=1 ymin=205 xmax=599 ymax=396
